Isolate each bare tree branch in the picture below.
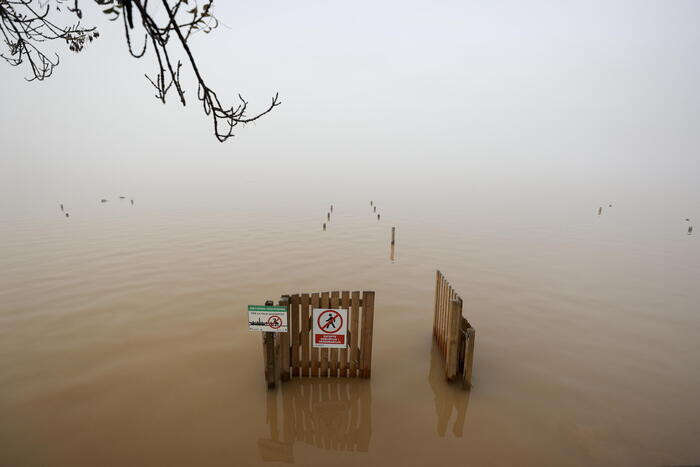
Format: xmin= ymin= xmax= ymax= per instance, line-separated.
xmin=0 ymin=0 xmax=280 ymax=142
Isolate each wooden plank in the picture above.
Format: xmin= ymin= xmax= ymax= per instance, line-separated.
xmin=310 ymin=293 xmax=320 ymax=377
xmin=360 ymin=291 xmax=375 ymax=378
xmin=330 ymin=291 xmax=340 ymax=377
xmin=446 ymin=298 xmax=461 ymax=381
xmin=263 ymin=332 xmax=276 ymax=389
xmin=349 ymin=291 xmax=360 ymax=378
xmin=463 ymin=327 xmax=475 ymax=389
xmin=340 ymin=291 xmax=350 ymax=377
xmin=439 ymin=275 xmax=448 ymax=354
xmin=273 ymin=332 xmax=282 ymax=384
xmin=433 ymin=270 xmax=440 ymax=339
xmin=300 ymin=293 xmax=310 ymax=377
xmin=279 ymin=296 xmax=291 ymax=381
xmin=290 ymin=294 xmax=300 ymax=377
xmin=320 ymin=292 xmax=330 ymax=377
xmin=437 ymin=276 xmax=445 ymax=354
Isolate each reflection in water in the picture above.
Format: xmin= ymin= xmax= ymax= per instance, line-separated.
xmin=428 ymin=343 xmax=470 ymax=437
xmin=258 ymin=379 xmax=372 ymax=463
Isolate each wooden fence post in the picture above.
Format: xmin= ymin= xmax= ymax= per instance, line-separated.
xmin=446 ymin=298 xmax=462 ymax=381
xmin=433 ymin=270 xmax=440 ymax=339
xmin=360 ymin=291 xmax=375 ymax=378
xmin=263 ymin=299 xmax=277 ymax=389
xmin=263 ymin=332 xmax=276 ymax=389
xmin=463 ymin=328 xmax=475 ymax=389
xmin=279 ymin=295 xmax=291 ymax=382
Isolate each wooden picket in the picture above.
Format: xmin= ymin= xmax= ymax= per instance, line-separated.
xmin=262 ymin=290 xmax=375 ymax=388
xmin=433 ymin=270 xmax=475 ymax=389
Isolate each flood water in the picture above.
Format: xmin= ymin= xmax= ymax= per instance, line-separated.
xmin=1 ymin=178 xmax=698 ymax=467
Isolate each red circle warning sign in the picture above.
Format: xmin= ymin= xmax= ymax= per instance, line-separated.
xmin=267 ymin=315 xmax=283 ymax=329
xmin=317 ymin=309 xmax=343 ymax=334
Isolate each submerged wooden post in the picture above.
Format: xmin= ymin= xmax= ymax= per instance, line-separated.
xmin=323 ymin=223 xmax=326 ymax=231
xmin=263 ymin=333 xmax=275 ymax=389
xmin=263 ymin=300 xmax=276 ymax=389
xmin=373 ymin=206 xmax=376 ymax=213
xmin=433 ymin=271 xmax=441 ymax=338
xmin=279 ymin=295 xmax=291 ymax=382
xmin=463 ymin=328 xmax=475 ymax=389
xmin=391 ymin=227 xmax=395 ymax=245
xmin=446 ymin=298 xmax=462 ymax=381
xmin=360 ymin=291 xmax=375 ymax=378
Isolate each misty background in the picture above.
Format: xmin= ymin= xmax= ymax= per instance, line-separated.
xmin=1 ymin=0 xmax=698 ymax=219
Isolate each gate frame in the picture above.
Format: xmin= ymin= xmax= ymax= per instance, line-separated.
xmin=262 ymin=291 xmax=375 ymax=388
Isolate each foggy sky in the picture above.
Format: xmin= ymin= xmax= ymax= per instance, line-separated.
xmin=1 ymin=0 xmax=699 ymax=216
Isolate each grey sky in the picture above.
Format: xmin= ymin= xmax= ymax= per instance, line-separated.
xmin=1 ymin=1 xmax=699 ymax=215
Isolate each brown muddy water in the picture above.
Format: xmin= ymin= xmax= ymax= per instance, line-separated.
xmin=1 ymin=187 xmax=699 ymax=467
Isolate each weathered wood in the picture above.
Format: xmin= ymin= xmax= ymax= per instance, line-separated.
xmin=440 ymin=275 xmax=448 ymax=354
xmin=391 ymin=226 xmax=396 ymax=245
xmin=433 ymin=270 xmax=440 ymax=339
xmin=432 ymin=270 xmax=475 ymax=390
xmin=320 ymin=292 xmax=330 ymax=377
xmin=310 ymin=293 xmax=320 ymax=377
xmin=446 ymin=298 xmax=462 ymax=381
xmin=360 ymin=291 xmax=375 ymax=378
xmin=263 ymin=289 xmax=374 ymax=383
xmin=300 ymin=293 xmax=310 ymax=377
xmin=273 ymin=332 xmax=282 ymax=384
xmin=330 ymin=291 xmax=340 ymax=377
xmin=279 ymin=296 xmax=291 ymax=381
xmin=340 ymin=291 xmax=350 ymax=377
xmin=290 ymin=294 xmax=300 ymax=377
xmin=350 ymin=291 xmax=361 ymax=378
xmin=263 ymin=331 xmax=276 ymax=389
xmin=463 ymin=327 xmax=475 ymax=389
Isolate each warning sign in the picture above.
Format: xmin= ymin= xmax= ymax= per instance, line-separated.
xmin=312 ymin=308 xmax=348 ymax=348
xmin=248 ymin=305 xmax=288 ymax=332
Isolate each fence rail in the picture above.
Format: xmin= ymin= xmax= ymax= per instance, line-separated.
xmin=433 ymin=270 xmax=475 ymax=389
xmin=263 ymin=291 xmax=375 ymax=388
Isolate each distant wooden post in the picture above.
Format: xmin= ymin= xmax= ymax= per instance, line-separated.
xmin=391 ymin=227 xmax=395 ymax=245
xmin=330 ymin=204 xmax=333 ymax=212
xmin=373 ymin=206 xmax=376 ymax=213
xmin=377 ymin=214 xmax=380 ymax=221
xmin=323 ymin=223 xmax=326 ymax=231
xmin=327 ymin=212 xmax=330 ymax=221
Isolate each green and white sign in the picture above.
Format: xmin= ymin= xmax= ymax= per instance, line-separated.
xmin=248 ymin=305 xmax=288 ymax=332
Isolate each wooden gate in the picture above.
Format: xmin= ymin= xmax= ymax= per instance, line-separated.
xmin=433 ymin=270 xmax=475 ymax=389
xmin=262 ymin=291 xmax=375 ymax=388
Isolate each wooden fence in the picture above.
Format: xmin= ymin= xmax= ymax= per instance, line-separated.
xmin=263 ymin=291 xmax=375 ymax=388
xmin=433 ymin=270 xmax=475 ymax=389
